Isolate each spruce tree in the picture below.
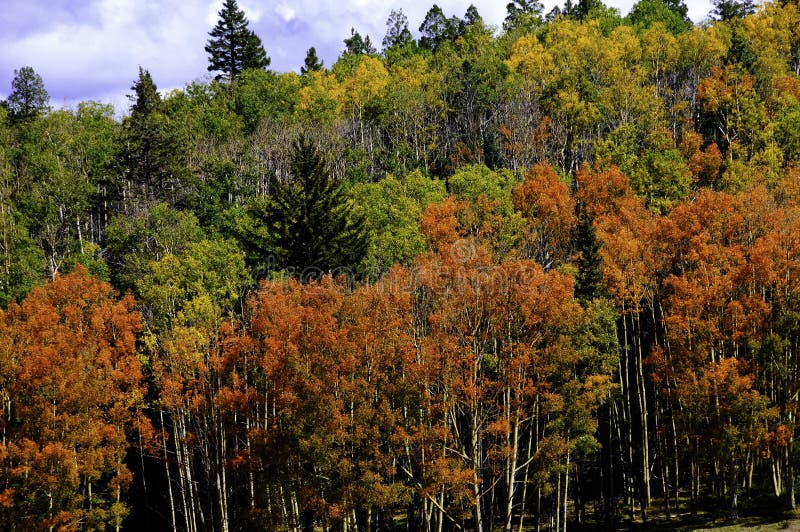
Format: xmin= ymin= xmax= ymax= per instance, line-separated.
xmin=504 ymin=0 xmax=544 ymax=31
xmin=301 ymin=47 xmax=324 ymax=74
xmin=205 ymin=0 xmax=270 ymax=81
xmin=128 ymin=67 xmax=160 ymax=119
xmin=573 ymin=202 xmax=604 ymax=302
xmin=257 ymin=136 xmax=368 ymax=278
xmin=242 ymin=30 xmax=270 ymax=71
xmin=343 ymin=28 xmax=376 ymax=56
xmin=120 ymin=68 xmax=182 ymax=211
xmin=382 ymin=9 xmax=414 ymax=51
xmin=712 ymin=0 xmax=755 ymax=20
xmin=6 ymin=66 xmax=49 ymax=122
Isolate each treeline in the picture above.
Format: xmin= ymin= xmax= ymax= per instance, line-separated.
xmin=3 ymin=0 xmax=800 ymax=530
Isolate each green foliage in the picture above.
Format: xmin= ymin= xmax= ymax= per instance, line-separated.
xmin=627 ymin=0 xmax=692 ymax=34
xmin=596 ymin=126 xmax=691 ymax=211
xmin=61 ymin=242 xmax=110 ymax=282
xmin=0 ymin=207 xmax=44 ymax=307
xmin=504 ymin=0 xmax=545 ymax=31
xmin=233 ymin=70 xmax=301 ymax=131
xmin=247 ymin=135 xmax=368 ymax=278
xmin=576 ymin=297 xmax=621 ymax=375
xmin=776 ymin=104 xmax=800 ymax=165
xmin=349 ymin=170 xmax=446 ymax=276
xmin=193 ymin=153 xmax=259 ymax=227
xmin=11 ymin=110 xmax=95 ymax=279
xmin=630 ymin=143 xmax=692 ymax=212
xmin=585 ymin=3 xmax=623 ymax=34
xmin=713 ymin=0 xmax=756 ymax=21
xmin=74 ymin=101 xmax=118 ymax=187
xmin=105 ymin=203 xmax=204 ymax=292
xmin=343 ymin=28 xmax=376 ymax=56
xmin=418 ymin=4 xmax=463 ymax=51
xmin=449 ymin=164 xmax=516 ymax=204
xmin=573 ymin=204 xmax=604 ymax=301
xmin=205 ymin=0 xmax=270 ymax=81
xmin=6 ymin=66 xmax=49 ymax=122
xmin=382 ymin=9 xmax=415 ymax=52
xmin=120 ymin=68 xmax=189 ymax=208
xmin=137 ymin=238 xmax=247 ymax=329
xmin=301 ymin=47 xmax=324 ymax=74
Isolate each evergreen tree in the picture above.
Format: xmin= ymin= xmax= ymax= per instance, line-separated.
xmin=382 ymin=9 xmax=414 ymax=51
xmin=301 ymin=47 xmax=324 ymax=74
xmin=573 ymin=202 xmax=604 ymax=302
xmin=504 ymin=0 xmax=545 ymax=31
xmin=256 ymin=136 xmax=368 ymax=278
xmin=418 ymin=5 xmax=462 ymax=51
xmin=6 ymin=66 xmax=49 ymax=122
xmin=463 ymin=4 xmax=483 ymax=27
xmin=242 ymin=30 xmax=270 ymax=71
xmin=119 ymin=68 xmax=183 ymax=211
xmin=128 ymin=67 xmax=160 ymax=119
xmin=712 ymin=0 xmax=755 ymax=20
xmin=343 ymin=28 xmax=376 ymax=56
xmin=205 ymin=0 xmax=270 ymax=81
xmin=483 ymin=132 xmax=504 ymax=170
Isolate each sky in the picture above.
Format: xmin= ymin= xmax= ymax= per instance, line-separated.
xmin=0 ymin=0 xmax=714 ymax=115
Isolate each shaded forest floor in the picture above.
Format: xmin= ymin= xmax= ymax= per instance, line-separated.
xmin=621 ymin=512 xmax=800 ymax=531
xmin=567 ymin=496 xmax=800 ymax=531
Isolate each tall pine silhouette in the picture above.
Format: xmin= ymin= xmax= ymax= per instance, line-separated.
xmin=205 ymin=0 xmax=270 ymax=81
xmin=259 ymin=136 xmax=367 ymax=278
xmin=6 ymin=66 xmax=49 ymax=122
xmin=301 ymin=47 xmax=324 ymax=74
xmin=119 ymin=68 xmax=182 ymax=211
xmin=573 ymin=201 xmax=604 ymax=301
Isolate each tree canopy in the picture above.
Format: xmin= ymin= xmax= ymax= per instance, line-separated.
xmin=5 ymin=2 xmax=800 ymax=529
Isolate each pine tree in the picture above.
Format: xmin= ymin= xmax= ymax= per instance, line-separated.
xmin=205 ymin=0 xmax=270 ymax=81
xmin=382 ymin=9 xmax=414 ymax=51
xmin=504 ymin=0 xmax=544 ymax=31
xmin=712 ymin=0 xmax=755 ymax=20
xmin=128 ymin=66 xmax=160 ymax=119
xmin=573 ymin=202 xmax=604 ymax=302
xmin=6 ymin=66 xmax=49 ymax=122
xmin=119 ymin=68 xmax=182 ymax=211
xmin=301 ymin=47 xmax=324 ymax=74
xmin=343 ymin=28 xmax=376 ymax=56
xmin=258 ymin=135 xmax=368 ymax=278
xmin=418 ymin=5 xmax=462 ymax=51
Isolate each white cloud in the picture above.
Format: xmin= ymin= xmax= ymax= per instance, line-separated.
xmin=276 ymin=5 xmax=296 ymax=22
xmin=1 ymin=0 xmax=214 ymax=112
xmin=239 ymin=1 xmax=264 ymax=22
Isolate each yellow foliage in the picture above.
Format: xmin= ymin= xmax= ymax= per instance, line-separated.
xmin=342 ymin=56 xmax=389 ymax=113
xmin=297 ymin=70 xmax=344 ymax=121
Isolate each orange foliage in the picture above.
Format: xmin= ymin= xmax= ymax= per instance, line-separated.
xmin=0 ymin=267 xmax=148 ymax=528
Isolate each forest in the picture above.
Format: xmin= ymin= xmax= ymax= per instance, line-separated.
xmin=2 ymin=0 xmax=800 ymax=529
